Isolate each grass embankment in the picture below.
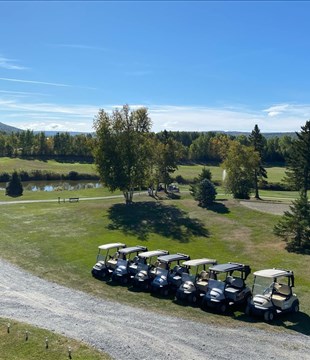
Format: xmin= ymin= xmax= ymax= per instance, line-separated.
xmin=0 ymin=318 xmax=110 ymax=360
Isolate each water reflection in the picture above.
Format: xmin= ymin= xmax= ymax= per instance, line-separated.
xmin=0 ymin=181 xmax=102 ymax=192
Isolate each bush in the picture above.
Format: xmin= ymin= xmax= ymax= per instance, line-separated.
xmin=6 ymin=171 xmax=23 ymax=197
xmin=191 ymin=179 xmax=217 ymax=207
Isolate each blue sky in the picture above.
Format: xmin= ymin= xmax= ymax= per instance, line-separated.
xmin=0 ymin=1 xmax=310 ymax=133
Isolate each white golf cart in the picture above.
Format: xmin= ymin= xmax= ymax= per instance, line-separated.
xmin=133 ymin=250 xmax=169 ymax=289
xmin=246 ymin=268 xmax=299 ymax=322
xmin=202 ymin=262 xmax=251 ymax=313
xmin=175 ymin=258 xmax=217 ymax=304
xmin=111 ymin=245 xmax=148 ymax=284
xmin=91 ymin=242 xmax=126 ymax=279
xmin=151 ymin=253 xmax=190 ymax=296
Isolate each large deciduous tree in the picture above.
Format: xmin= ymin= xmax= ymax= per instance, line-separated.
xmin=249 ymin=124 xmax=267 ymax=199
xmin=93 ymin=105 xmax=152 ymax=204
xmin=222 ymin=141 xmax=260 ymax=199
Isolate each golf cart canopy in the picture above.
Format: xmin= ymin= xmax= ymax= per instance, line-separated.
xmin=118 ymin=246 xmax=147 ymax=255
xmin=157 ymin=253 xmax=190 ymax=263
xmin=138 ymin=250 xmax=169 ymax=258
xmin=98 ymin=243 xmax=126 ymax=250
xmin=209 ymin=263 xmax=247 ymax=273
xmin=253 ymin=269 xmax=294 ymax=278
xmin=209 ymin=262 xmax=251 ymax=279
xmin=183 ymin=258 xmax=217 ymax=267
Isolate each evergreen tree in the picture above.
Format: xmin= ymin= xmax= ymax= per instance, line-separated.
xmin=190 ymin=168 xmax=216 ymax=207
xmin=6 ymin=171 xmax=23 ymax=197
xmin=274 ymin=191 xmax=310 ymax=254
xmin=285 ymin=120 xmax=310 ymax=195
xmin=249 ymin=124 xmax=267 ymax=199
xmin=191 ymin=178 xmax=217 ymax=208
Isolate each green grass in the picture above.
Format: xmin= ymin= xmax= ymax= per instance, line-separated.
xmin=0 ymin=159 xmax=308 ymax=336
xmin=0 ymin=318 xmax=111 ymax=360
xmin=175 ymin=164 xmax=287 ymax=184
xmin=0 ymin=194 xmax=309 ymax=335
xmin=0 ymin=157 xmax=97 ymax=175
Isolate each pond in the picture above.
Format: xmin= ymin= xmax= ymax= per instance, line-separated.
xmin=0 ymin=180 xmax=102 ymax=192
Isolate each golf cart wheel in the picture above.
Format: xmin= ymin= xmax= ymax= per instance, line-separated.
xmin=219 ymin=303 xmax=227 ymax=314
xmin=122 ymin=277 xmax=128 ymax=285
xmin=292 ymin=301 xmax=299 ymax=313
xmin=162 ymin=288 xmax=169 ymax=296
xmin=245 ymin=304 xmax=251 ymax=316
xmin=264 ymin=310 xmax=275 ymax=322
xmin=189 ymin=294 xmax=197 ymax=304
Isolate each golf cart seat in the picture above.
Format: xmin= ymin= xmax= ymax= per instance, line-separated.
xmin=271 ymin=284 xmax=291 ymax=307
xmin=196 ymin=271 xmax=209 ymax=291
xmin=225 ymin=277 xmax=244 ymax=300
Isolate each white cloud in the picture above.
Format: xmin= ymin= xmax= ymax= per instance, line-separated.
xmin=0 ymin=56 xmax=27 ymax=70
xmin=0 ymin=77 xmax=71 ymax=88
xmin=1 ymin=95 xmax=310 ymax=133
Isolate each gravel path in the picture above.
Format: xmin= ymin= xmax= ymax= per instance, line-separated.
xmin=239 ymin=200 xmax=291 ymax=215
xmin=0 ymin=259 xmax=309 ymax=360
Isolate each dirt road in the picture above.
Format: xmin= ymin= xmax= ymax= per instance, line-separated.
xmin=0 ymin=259 xmax=309 ymax=360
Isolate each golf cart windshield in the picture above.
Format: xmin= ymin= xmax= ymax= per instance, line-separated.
xmin=208 ymin=279 xmax=225 ymax=291
xmin=253 ymin=276 xmax=274 ymax=297
xmin=182 ymin=272 xmax=195 ymax=283
xmin=137 ymin=263 xmax=148 ymax=272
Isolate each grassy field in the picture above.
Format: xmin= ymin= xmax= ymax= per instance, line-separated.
xmin=0 ymin=318 xmax=110 ymax=360
xmin=0 ymin=157 xmax=98 ymax=175
xmin=0 ymin=192 xmax=309 ymax=335
xmin=0 ymin=158 xmax=287 ymax=184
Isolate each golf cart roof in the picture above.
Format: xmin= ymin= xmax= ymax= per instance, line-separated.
xmin=138 ymin=250 xmax=169 ymax=258
xmin=182 ymin=258 xmax=217 ymax=267
xmin=253 ymin=269 xmax=293 ymax=278
xmin=118 ymin=246 xmax=148 ymax=255
xmin=98 ymin=243 xmax=126 ymax=250
xmin=209 ymin=262 xmax=248 ymax=273
xmin=157 ymin=253 xmax=190 ymax=263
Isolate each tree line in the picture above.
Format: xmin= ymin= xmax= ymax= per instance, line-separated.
xmin=0 ymin=126 xmax=296 ymax=164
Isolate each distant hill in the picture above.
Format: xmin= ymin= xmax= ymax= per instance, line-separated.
xmin=0 ymin=122 xmax=22 ymax=133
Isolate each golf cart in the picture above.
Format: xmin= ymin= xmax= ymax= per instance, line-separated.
xmin=111 ymin=245 xmax=148 ymax=284
xmin=133 ymin=250 xmax=169 ymax=289
xmin=175 ymin=258 xmax=217 ymax=304
xmin=151 ymin=253 xmax=190 ymax=296
xmin=91 ymin=242 xmax=126 ymax=279
xmin=202 ymin=262 xmax=251 ymax=313
xmin=246 ymin=268 xmax=299 ymax=322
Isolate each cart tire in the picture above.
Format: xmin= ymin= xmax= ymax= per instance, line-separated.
xmin=190 ymin=294 xmax=197 ymax=304
xmin=122 ymin=277 xmax=128 ymax=284
xmin=162 ymin=288 xmax=169 ymax=296
xmin=264 ymin=310 xmax=274 ymax=322
xmin=245 ymin=304 xmax=251 ymax=316
xmin=292 ymin=301 xmax=299 ymax=313
xmin=219 ymin=303 xmax=227 ymax=314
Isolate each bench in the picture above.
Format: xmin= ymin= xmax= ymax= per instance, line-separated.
xmin=69 ymin=197 xmax=79 ymax=203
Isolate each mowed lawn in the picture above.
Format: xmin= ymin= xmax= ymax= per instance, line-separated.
xmin=0 ymin=157 xmax=98 ymax=175
xmin=0 ymin=192 xmax=309 ymax=335
xmin=0 ymin=318 xmax=111 ymax=360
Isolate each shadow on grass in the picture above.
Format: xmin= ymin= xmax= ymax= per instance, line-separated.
xmin=107 ymin=201 xmax=209 ymax=242
xmin=206 ymin=201 xmax=230 ymax=214
xmin=234 ymin=311 xmax=310 ymax=336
